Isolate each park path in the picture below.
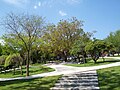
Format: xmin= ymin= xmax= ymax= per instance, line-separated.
xmin=51 ymin=70 xmax=100 ymax=90
xmin=0 ymin=57 xmax=120 ymax=81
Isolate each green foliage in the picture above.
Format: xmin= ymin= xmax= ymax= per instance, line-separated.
xmin=2 ymin=35 xmax=23 ymax=55
xmin=2 ymin=13 xmax=46 ymax=76
xmin=4 ymin=53 xmax=23 ymax=67
xmin=70 ymin=33 xmax=91 ymax=55
xmin=4 ymin=54 xmax=12 ymax=67
xmin=0 ymin=43 xmax=3 ymax=56
xmin=43 ymin=17 xmax=90 ymax=62
xmin=1 ymin=44 xmax=10 ymax=55
xmin=105 ymin=30 xmax=120 ymax=54
xmin=85 ymin=39 xmax=113 ymax=63
xmin=0 ymin=55 xmax=7 ymax=65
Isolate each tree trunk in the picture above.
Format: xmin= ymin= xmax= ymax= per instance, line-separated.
xmin=118 ymin=52 xmax=119 ymax=55
xmin=112 ymin=54 xmax=114 ymax=56
xmin=26 ymin=50 xmax=30 ymax=76
xmin=63 ymin=51 xmax=67 ymax=62
xmin=13 ymin=66 xmax=15 ymax=75
xmin=20 ymin=65 xmax=23 ymax=75
xmin=83 ymin=51 xmax=87 ymax=63
xmin=92 ymin=55 xmax=97 ymax=64
xmin=93 ymin=59 xmax=97 ymax=63
xmin=82 ymin=57 xmax=85 ymax=64
xmin=64 ymin=56 xmax=67 ymax=62
xmin=4 ymin=67 xmax=6 ymax=74
xmin=102 ymin=57 xmax=105 ymax=62
xmin=84 ymin=58 xmax=87 ymax=63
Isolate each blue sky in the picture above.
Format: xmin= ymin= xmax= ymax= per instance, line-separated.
xmin=0 ymin=0 xmax=120 ymax=39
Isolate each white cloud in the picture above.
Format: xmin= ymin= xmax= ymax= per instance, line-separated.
xmin=67 ymin=0 xmax=81 ymax=4
xmin=37 ymin=0 xmax=54 ymax=8
xmin=38 ymin=2 xmax=41 ymax=6
xmin=3 ymin=0 xmax=28 ymax=6
xmin=59 ymin=10 xmax=67 ymax=16
xmin=39 ymin=0 xmax=82 ymax=8
xmin=33 ymin=2 xmax=41 ymax=9
xmin=34 ymin=5 xmax=37 ymax=9
xmin=3 ymin=0 xmax=19 ymax=5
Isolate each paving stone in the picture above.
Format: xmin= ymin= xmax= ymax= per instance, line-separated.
xmin=51 ymin=70 xmax=99 ymax=90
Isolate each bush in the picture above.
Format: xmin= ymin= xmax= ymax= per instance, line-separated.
xmin=0 ymin=55 xmax=8 ymax=72
xmin=0 ymin=55 xmax=7 ymax=66
xmin=4 ymin=53 xmax=23 ymax=67
xmin=4 ymin=53 xmax=23 ymax=75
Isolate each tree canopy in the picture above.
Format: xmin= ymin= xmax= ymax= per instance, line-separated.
xmin=85 ymin=39 xmax=114 ymax=63
xmin=0 ymin=12 xmax=117 ymax=77
xmin=43 ymin=17 xmax=90 ymax=62
xmin=105 ymin=30 xmax=120 ymax=55
xmin=2 ymin=13 xmax=46 ymax=76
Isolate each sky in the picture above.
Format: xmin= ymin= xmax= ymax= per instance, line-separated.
xmin=0 ymin=0 xmax=120 ymax=39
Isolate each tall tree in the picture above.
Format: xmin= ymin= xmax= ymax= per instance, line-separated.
xmin=43 ymin=17 xmax=85 ymax=62
xmin=85 ymin=39 xmax=113 ymax=63
xmin=2 ymin=13 xmax=45 ymax=76
xmin=70 ymin=32 xmax=92 ymax=63
xmin=105 ymin=30 xmax=120 ymax=55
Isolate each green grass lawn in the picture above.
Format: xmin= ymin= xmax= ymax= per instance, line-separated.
xmin=0 ymin=64 xmax=55 ymax=78
xmin=111 ymin=55 xmax=120 ymax=57
xmin=97 ymin=66 xmax=120 ymax=90
xmin=0 ymin=75 xmax=61 ymax=90
xmin=65 ymin=58 xmax=120 ymax=67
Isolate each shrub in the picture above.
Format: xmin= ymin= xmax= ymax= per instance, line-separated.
xmin=4 ymin=53 xmax=23 ymax=67
xmin=4 ymin=53 xmax=23 ymax=75
xmin=0 ymin=55 xmax=7 ymax=66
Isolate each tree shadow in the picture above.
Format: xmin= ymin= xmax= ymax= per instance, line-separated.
xmin=0 ymin=76 xmax=61 ymax=90
xmin=98 ymin=68 xmax=120 ymax=90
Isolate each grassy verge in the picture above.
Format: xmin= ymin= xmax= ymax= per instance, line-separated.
xmin=110 ymin=55 xmax=120 ymax=57
xmin=65 ymin=58 xmax=120 ymax=67
xmin=0 ymin=64 xmax=55 ymax=78
xmin=0 ymin=75 xmax=61 ymax=90
xmin=97 ymin=66 xmax=120 ymax=90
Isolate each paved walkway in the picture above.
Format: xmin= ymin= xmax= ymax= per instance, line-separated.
xmin=51 ymin=70 xmax=100 ymax=90
xmin=0 ymin=57 xmax=120 ymax=81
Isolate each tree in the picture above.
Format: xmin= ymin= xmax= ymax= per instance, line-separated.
xmin=70 ymin=32 xmax=92 ymax=63
xmin=43 ymin=17 xmax=85 ymax=62
xmin=105 ymin=30 xmax=120 ymax=55
xmin=2 ymin=13 xmax=45 ymax=76
xmin=85 ymin=39 xmax=112 ymax=63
